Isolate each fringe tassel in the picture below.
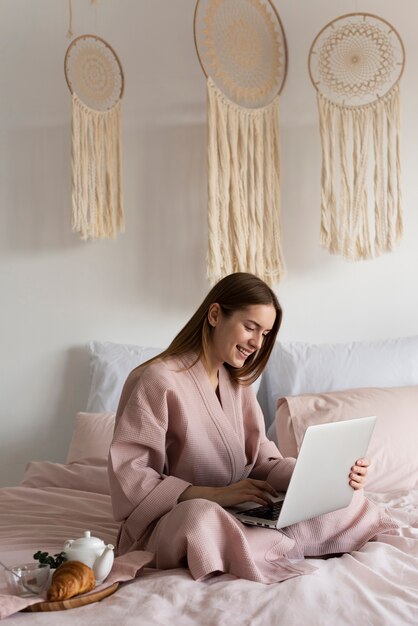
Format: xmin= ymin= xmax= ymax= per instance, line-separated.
xmin=71 ymin=92 xmax=124 ymax=240
xmin=318 ymin=84 xmax=402 ymax=260
xmin=206 ymin=78 xmax=285 ymax=286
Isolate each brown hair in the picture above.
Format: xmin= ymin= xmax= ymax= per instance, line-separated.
xmin=137 ymin=272 xmax=282 ymax=385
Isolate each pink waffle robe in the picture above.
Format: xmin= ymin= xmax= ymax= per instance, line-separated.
xmin=108 ymin=354 xmax=397 ymax=583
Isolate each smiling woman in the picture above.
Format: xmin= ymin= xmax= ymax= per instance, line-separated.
xmin=123 ymin=272 xmax=283 ymax=387
xmin=108 ymin=272 xmax=397 ymax=584
xmin=202 ymin=303 xmax=277 ymax=390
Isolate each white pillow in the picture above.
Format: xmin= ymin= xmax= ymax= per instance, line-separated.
xmin=86 ymin=340 xmax=263 ymax=414
xmin=258 ymin=335 xmax=418 ymax=433
xmin=86 ymin=341 xmax=161 ymax=413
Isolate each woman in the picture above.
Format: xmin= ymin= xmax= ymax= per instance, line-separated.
xmin=108 ymin=273 xmax=397 ymax=583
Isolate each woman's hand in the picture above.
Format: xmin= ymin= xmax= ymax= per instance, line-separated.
xmin=349 ymin=458 xmax=370 ymax=490
xmin=178 ymin=479 xmax=278 ymax=508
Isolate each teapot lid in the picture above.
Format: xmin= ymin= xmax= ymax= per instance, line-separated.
xmin=70 ymin=531 xmax=104 ymax=548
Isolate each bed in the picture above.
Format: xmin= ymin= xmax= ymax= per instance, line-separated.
xmin=1 ymin=337 xmax=418 ymax=624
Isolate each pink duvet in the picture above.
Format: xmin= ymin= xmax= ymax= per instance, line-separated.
xmin=0 ymin=461 xmax=417 ymax=624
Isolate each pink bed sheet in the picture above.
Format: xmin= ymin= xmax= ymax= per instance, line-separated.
xmin=1 ymin=462 xmax=418 ymax=624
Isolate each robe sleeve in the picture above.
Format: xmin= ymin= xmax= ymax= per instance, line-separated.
xmin=108 ymin=366 xmax=191 ymax=535
xmin=244 ymin=387 xmax=296 ymax=491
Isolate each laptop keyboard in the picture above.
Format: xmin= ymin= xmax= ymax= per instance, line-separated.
xmin=245 ymin=500 xmax=283 ymax=520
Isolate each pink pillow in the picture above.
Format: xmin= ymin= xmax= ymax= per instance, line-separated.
xmin=66 ymin=412 xmax=115 ymax=465
xmin=21 ymin=461 xmax=111 ymax=494
xmin=275 ymin=386 xmax=418 ymax=493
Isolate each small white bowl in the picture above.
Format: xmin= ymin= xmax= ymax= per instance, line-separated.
xmin=4 ymin=562 xmax=50 ymax=597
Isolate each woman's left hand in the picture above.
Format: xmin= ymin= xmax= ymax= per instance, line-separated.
xmin=349 ymin=458 xmax=370 ymax=490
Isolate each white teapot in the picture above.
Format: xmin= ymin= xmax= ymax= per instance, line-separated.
xmin=63 ymin=531 xmax=114 ymax=583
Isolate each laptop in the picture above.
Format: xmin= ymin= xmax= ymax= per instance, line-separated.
xmin=232 ymin=415 xmax=376 ymax=530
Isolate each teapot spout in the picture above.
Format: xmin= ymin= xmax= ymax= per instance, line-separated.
xmin=93 ymin=544 xmax=115 ymax=583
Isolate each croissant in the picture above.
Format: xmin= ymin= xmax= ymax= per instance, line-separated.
xmin=47 ymin=560 xmax=96 ymax=601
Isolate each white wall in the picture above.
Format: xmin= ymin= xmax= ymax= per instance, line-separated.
xmin=1 ymin=0 xmax=417 ymax=486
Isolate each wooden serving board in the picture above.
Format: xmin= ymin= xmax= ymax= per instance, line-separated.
xmin=21 ymin=582 xmax=119 ymax=612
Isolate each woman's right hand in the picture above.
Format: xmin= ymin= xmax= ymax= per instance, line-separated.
xmin=178 ymin=479 xmax=278 ymax=508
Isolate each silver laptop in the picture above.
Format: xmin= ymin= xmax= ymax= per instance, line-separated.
xmin=233 ymin=415 xmax=376 ymax=530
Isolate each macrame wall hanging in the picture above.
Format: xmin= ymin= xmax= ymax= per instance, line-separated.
xmin=194 ymin=0 xmax=287 ymax=286
xmin=64 ymin=33 xmax=125 ymax=240
xmin=309 ymin=13 xmax=405 ymax=260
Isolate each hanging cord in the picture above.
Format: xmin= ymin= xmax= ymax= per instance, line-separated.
xmin=67 ymin=0 xmax=100 ymax=39
xmin=67 ymin=0 xmax=73 ymax=38
xmin=91 ymin=0 xmax=100 ymax=33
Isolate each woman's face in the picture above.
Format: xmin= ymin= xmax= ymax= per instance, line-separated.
xmin=207 ymin=303 xmax=277 ymax=369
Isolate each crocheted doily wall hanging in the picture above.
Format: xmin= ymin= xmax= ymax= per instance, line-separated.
xmin=308 ymin=13 xmax=405 ymax=260
xmin=194 ymin=0 xmax=287 ymax=285
xmin=64 ymin=34 xmax=125 ymax=240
